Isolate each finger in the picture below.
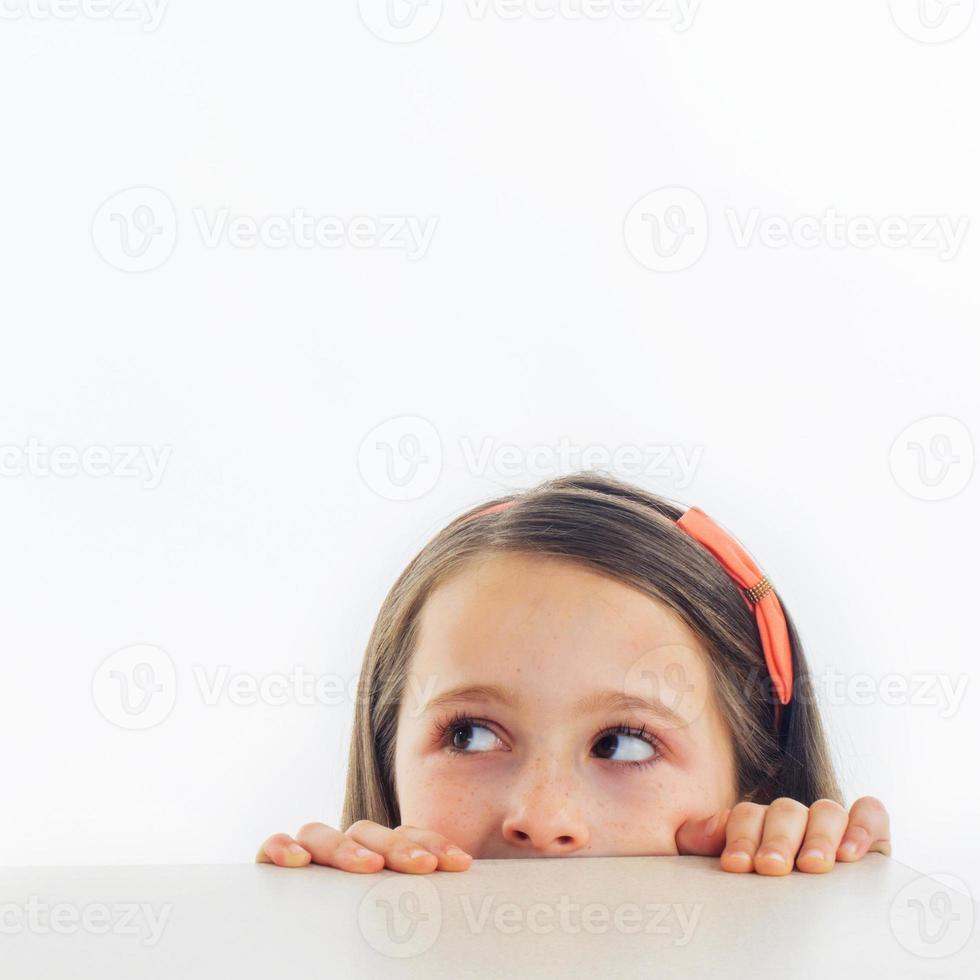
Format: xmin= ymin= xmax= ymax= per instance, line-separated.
xmin=794 ymin=799 xmax=849 ymax=874
xmin=295 ymin=822 xmax=385 ymax=874
xmin=345 ymin=820 xmax=440 ymax=874
xmin=675 ymin=809 xmax=731 ymax=857
xmin=256 ymin=832 xmax=312 ymax=868
xmin=394 ymin=825 xmax=473 ymax=872
xmin=719 ymin=802 xmax=767 ymax=873
xmin=754 ymin=797 xmax=809 ymax=876
xmin=838 ymin=796 xmax=891 ymax=861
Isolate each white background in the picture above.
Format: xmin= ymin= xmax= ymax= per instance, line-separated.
xmin=1 ymin=0 xmax=977 ymax=902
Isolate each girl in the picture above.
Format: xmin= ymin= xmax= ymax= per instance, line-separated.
xmin=257 ymin=472 xmax=890 ymax=875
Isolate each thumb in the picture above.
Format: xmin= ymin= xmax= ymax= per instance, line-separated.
xmin=675 ymin=808 xmax=731 ymax=857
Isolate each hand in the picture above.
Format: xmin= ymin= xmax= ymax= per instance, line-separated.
xmin=255 ymin=820 xmax=473 ymax=874
xmin=675 ymin=795 xmax=891 ymax=875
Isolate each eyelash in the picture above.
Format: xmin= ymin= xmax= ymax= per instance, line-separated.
xmin=433 ymin=710 xmax=663 ymax=770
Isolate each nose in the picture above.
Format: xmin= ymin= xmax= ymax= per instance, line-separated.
xmin=500 ymin=761 xmax=591 ymax=855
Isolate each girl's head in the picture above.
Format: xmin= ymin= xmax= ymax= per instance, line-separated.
xmin=343 ymin=471 xmax=841 ymax=858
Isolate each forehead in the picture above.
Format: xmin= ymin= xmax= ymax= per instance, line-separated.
xmin=413 ymin=551 xmax=708 ymax=685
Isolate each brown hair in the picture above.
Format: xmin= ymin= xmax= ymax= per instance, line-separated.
xmin=342 ymin=471 xmax=842 ymax=829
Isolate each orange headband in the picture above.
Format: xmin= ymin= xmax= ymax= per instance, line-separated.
xmin=465 ymin=499 xmax=793 ymax=725
xmin=675 ymin=506 xmax=793 ymax=723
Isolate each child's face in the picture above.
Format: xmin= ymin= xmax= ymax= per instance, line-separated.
xmin=393 ymin=551 xmax=738 ymax=859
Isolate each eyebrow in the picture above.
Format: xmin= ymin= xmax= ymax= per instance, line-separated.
xmin=422 ymin=683 xmax=689 ymax=730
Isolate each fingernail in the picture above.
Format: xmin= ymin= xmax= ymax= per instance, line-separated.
xmin=353 ymin=847 xmax=375 ymax=859
xmin=407 ymin=847 xmax=431 ymax=860
xmin=725 ymin=850 xmax=751 ymax=863
xmin=443 ymin=845 xmax=468 ymax=856
xmin=759 ymin=850 xmax=785 ymax=864
xmin=839 ymin=840 xmax=858 ymax=858
xmin=287 ymin=844 xmax=306 ymax=855
xmin=799 ymin=847 xmax=824 ymax=863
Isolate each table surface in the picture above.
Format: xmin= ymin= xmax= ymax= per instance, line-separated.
xmin=1 ymin=854 xmax=976 ymax=979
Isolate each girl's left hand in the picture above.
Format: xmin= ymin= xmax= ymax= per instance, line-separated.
xmin=675 ymin=796 xmax=891 ymax=874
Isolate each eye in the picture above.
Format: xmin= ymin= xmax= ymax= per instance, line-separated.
xmin=592 ymin=724 xmax=660 ymax=766
xmin=438 ymin=713 xmax=502 ymax=755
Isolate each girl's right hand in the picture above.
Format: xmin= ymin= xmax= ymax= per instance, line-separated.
xmin=255 ymin=821 xmax=473 ymax=874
